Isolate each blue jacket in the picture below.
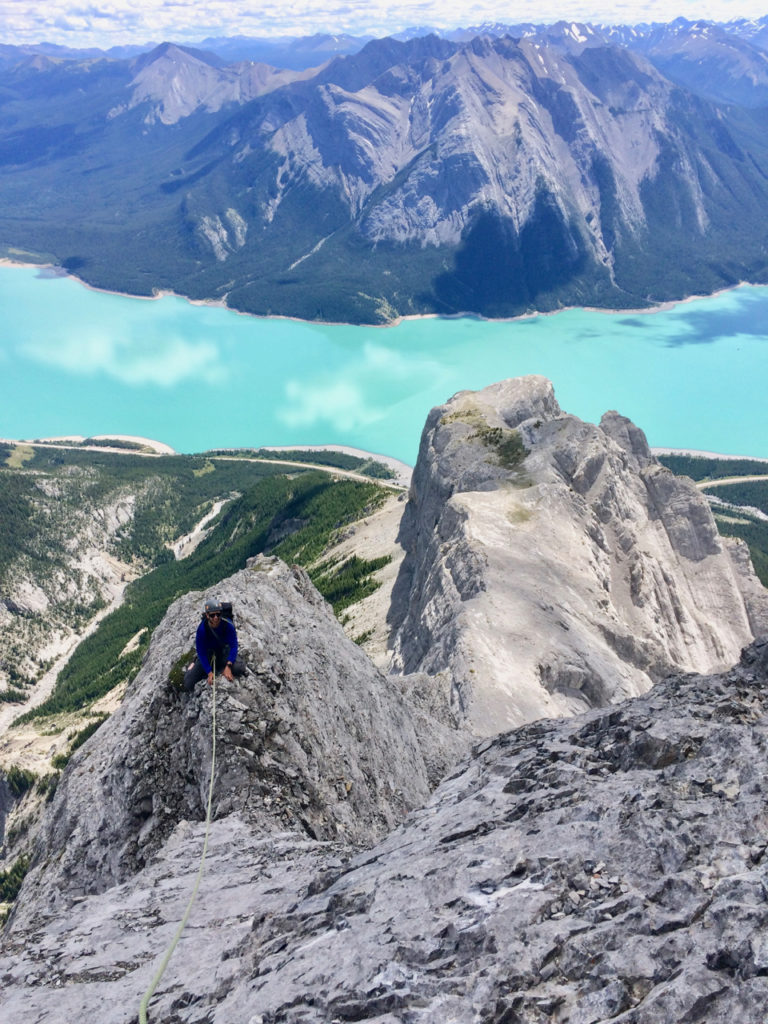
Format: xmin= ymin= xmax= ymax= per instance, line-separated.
xmin=195 ymin=617 xmax=238 ymax=674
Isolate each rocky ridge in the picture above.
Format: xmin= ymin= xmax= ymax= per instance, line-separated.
xmin=389 ymin=376 xmax=768 ymax=734
xmin=111 ymin=43 xmax=310 ymax=125
xmin=2 ymin=630 xmax=768 ymax=1022
xmin=4 ymin=30 xmax=768 ymax=322
xmin=3 ymin=377 xmax=768 ymax=1022
xmin=6 ymin=555 xmax=465 ymax=936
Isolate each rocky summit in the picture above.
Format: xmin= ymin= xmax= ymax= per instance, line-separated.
xmin=389 ymin=376 xmax=768 ymax=734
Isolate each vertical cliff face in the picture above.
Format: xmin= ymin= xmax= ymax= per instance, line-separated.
xmin=388 ymin=375 xmax=767 ymax=734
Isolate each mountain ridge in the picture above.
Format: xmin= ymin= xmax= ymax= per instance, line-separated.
xmin=388 ymin=377 xmax=768 ymax=732
xmin=2 ymin=561 xmax=768 ymax=1021
xmin=3 ymin=23 xmax=768 ymax=322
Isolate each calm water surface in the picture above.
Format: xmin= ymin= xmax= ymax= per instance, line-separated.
xmin=2 ymin=265 xmax=767 ymax=464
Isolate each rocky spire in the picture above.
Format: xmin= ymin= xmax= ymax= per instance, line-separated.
xmin=388 ymin=375 xmax=768 ymax=734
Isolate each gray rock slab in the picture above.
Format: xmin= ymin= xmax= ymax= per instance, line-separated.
xmin=4 ymin=640 xmax=768 ymax=1023
xmin=6 ymin=556 xmax=467 ymax=936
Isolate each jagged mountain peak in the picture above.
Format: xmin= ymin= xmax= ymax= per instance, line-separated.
xmin=318 ymin=31 xmax=458 ymax=92
xmin=131 ymin=40 xmax=226 ymax=73
xmin=544 ymin=19 xmax=604 ymax=41
xmin=389 ymin=376 xmax=768 ymax=734
xmin=117 ymin=39 xmax=303 ymax=125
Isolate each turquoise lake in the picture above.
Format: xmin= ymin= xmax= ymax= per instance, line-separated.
xmin=2 ymin=264 xmax=767 ymax=464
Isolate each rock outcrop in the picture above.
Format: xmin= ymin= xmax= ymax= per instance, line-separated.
xmin=7 ymin=556 xmax=466 ymax=935
xmin=3 ymin=637 xmax=768 ymax=1023
xmin=389 ymin=376 xmax=768 ymax=734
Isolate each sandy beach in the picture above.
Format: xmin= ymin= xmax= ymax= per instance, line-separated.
xmin=1 ymin=434 xmax=176 ymax=456
xmin=651 ymin=447 xmax=768 ymax=463
xmin=258 ymin=443 xmax=413 ymax=487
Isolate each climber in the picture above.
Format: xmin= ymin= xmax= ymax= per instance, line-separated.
xmin=183 ymin=599 xmax=245 ymax=692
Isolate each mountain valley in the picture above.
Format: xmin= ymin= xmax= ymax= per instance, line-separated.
xmin=4 ymin=12 xmax=768 ymax=1019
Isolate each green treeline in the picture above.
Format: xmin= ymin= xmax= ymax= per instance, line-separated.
xmin=702 ymin=479 xmax=768 ymax=586
xmin=0 ymin=854 xmax=29 ymax=903
xmin=716 ymin=517 xmax=768 ymax=585
xmin=311 ymin=555 xmax=392 ymax=613
xmin=269 ymin=479 xmax=388 ymax=565
xmin=0 ymin=471 xmax=36 ymax=578
xmin=658 ymin=454 xmax=768 ymax=481
xmin=22 ymin=446 xmax=292 ymax=568
xmin=82 ymin=438 xmax=149 ymax=451
xmin=5 ymin=764 xmax=37 ymax=798
xmin=20 ymin=473 xmax=390 ymax=720
xmin=702 ymin=480 xmax=768 ymax=508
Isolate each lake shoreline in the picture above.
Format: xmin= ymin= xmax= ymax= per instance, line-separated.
xmin=5 ymin=433 xmax=768 ymax=473
xmin=651 ymin=448 xmax=768 ymax=464
xmin=0 ymin=256 xmax=759 ymax=330
xmin=0 ymin=434 xmax=415 ymax=479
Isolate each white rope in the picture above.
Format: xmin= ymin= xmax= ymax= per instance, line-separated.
xmin=138 ymin=658 xmax=218 ymax=1023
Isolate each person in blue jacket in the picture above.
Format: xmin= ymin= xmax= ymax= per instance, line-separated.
xmin=183 ymin=599 xmax=245 ymax=692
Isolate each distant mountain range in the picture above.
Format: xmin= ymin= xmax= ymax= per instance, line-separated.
xmin=2 ymin=18 xmax=768 ymax=323
xmin=5 ymin=16 xmax=768 ymax=74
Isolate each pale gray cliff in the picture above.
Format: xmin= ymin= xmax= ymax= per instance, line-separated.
xmin=112 ymin=44 xmax=309 ymax=125
xmin=388 ymin=376 xmax=768 ymax=734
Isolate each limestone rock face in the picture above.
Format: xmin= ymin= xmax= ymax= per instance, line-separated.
xmin=389 ymin=376 xmax=768 ymax=734
xmin=723 ymin=535 xmax=768 ymax=636
xmin=3 ymin=640 xmax=768 ymax=1024
xmin=7 ymin=556 xmax=465 ymax=935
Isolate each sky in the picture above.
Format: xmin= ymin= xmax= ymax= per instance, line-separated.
xmin=0 ymin=0 xmax=766 ymax=49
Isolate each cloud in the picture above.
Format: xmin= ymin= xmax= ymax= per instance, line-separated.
xmin=53 ymin=15 xmax=79 ymax=31
xmin=280 ymin=377 xmax=379 ymax=431
xmin=20 ymin=327 xmax=226 ymax=387
xmin=2 ymin=0 xmax=768 ymax=49
xmin=278 ymin=340 xmax=447 ymax=432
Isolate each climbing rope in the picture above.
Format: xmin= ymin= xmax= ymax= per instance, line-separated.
xmin=138 ymin=657 xmax=218 ymax=1024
